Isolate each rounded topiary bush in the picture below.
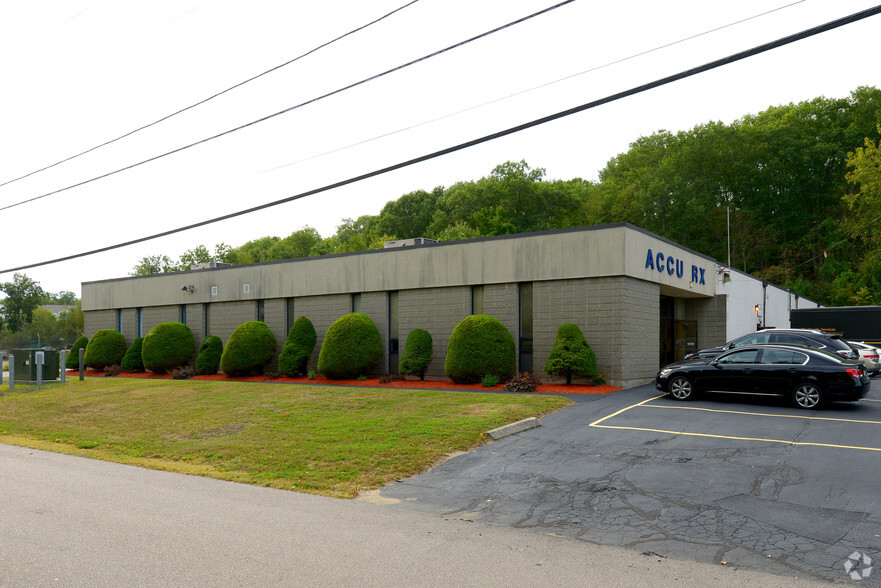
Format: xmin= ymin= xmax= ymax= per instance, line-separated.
xmin=83 ymin=329 xmax=127 ymax=370
xmin=317 ymin=313 xmax=383 ymax=379
xmin=66 ymin=335 xmax=89 ymax=369
xmin=121 ymin=337 xmax=145 ymax=372
xmin=220 ymin=321 xmax=278 ymax=377
xmin=278 ymin=316 xmax=317 ymax=377
xmin=544 ymin=323 xmax=597 ymax=384
xmin=444 ymin=315 xmax=515 ymax=384
xmin=195 ymin=335 xmax=223 ymax=375
xmin=399 ymin=328 xmax=433 ymax=380
xmin=141 ymin=322 xmax=196 ymax=374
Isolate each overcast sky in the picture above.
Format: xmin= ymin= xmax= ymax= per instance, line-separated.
xmin=1 ymin=0 xmax=879 ymax=296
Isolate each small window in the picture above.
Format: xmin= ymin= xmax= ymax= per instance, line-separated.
xmin=717 ymin=350 xmax=758 ymax=365
xmin=732 ymin=333 xmax=770 ymax=347
xmin=256 ymin=300 xmax=264 ymax=322
xmin=211 ymin=286 xmax=218 ymax=296
xmin=471 ymin=286 xmax=484 ymax=315
xmin=761 ymin=349 xmax=808 ymax=365
xmin=352 ymin=293 xmax=361 ymax=313
xmin=180 ymin=305 xmax=186 ymax=325
xmin=243 ymin=284 xmax=250 ymax=294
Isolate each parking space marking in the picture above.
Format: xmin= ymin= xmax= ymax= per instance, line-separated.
xmin=589 ymin=394 xmax=881 ymax=452
xmin=642 ymin=403 xmax=881 ymax=426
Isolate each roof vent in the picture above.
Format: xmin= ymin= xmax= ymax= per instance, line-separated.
xmin=383 ymin=238 xmax=437 ymax=249
xmin=191 ymin=262 xmax=231 ymax=270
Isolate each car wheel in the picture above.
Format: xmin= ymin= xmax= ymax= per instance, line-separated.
xmin=792 ymin=382 xmax=824 ymax=409
xmin=668 ymin=376 xmax=695 ymax=401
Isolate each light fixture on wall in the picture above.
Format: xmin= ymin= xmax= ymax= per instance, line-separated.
xmin=754 ymin=304 xmax=762 ymax=318
xmin=181 ymin=285 xmax=194 ymax=293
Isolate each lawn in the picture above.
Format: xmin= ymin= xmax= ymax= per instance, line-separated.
xmin=0 ymin=379 xmax=571 ymax=497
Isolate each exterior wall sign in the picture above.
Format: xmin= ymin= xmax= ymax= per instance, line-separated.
xmin=645 ymin=248 xmax=705 ymax=285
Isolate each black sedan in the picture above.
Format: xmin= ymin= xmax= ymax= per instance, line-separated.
xmin=655 ymin=345 xmax=870 ymax=409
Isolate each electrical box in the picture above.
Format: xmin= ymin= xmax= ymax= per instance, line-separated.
xmin=13 ymin=349 xmax=60 ymax=382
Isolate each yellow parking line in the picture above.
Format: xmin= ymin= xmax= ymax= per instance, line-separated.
xmin=589 ymin=394 xmax=666 ymax=427
xmin=641 ymin=403 xmax=881 ymax=425
xmin=590 ymin=423 xmax=881 ymax=452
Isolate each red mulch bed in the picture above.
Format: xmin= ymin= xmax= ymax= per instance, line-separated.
xmin=67 ymin=370 xmax=619 ymax=395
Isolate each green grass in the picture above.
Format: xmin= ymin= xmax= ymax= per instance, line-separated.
xmin=0 ymin=379 xmax=570 ymax=497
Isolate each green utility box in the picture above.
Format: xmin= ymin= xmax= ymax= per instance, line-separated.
xmin=12 ymin=349 xmax=60 ymax=382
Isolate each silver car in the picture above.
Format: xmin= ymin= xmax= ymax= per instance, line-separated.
xmin=847 ymin=341 xmax=880 ymax=376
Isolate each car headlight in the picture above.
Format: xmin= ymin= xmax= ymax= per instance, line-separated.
xmin=658 ymin=368 xmax=674 ymax=378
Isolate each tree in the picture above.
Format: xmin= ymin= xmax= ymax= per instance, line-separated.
xmin=130 ymin=255 xmax=176 ymax=276
xmin=0 ymin=273 xmax=45 ymax=333
xmin=42 ymin=290 xmax=77 ymax=305
xmin=544 ymin=324 xmax=597 ymax=384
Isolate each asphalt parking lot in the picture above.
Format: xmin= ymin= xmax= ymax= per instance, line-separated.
xmin=377 ymin=383 xmax=881 ymax=585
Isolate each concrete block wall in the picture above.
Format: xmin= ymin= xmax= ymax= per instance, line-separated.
xmin=358 ymin=292 xmax=389 ymax=375
xmin=85 ymin=310 xmax=117 ymax=336
xmin=398 ymin=286 xmax=470 ymax=379
xmin=684 ymin=295 xmax=728 ymax=350
xmin=208 ymin=301 xmax=258 ymax=345
xmin=291 ymin=294 xmax=350 ymax=374
xmin=263 ymin=298 xmax=286 ymax=371
xmin=585 ymin=277 xmax=659 ymax=388
xmin=534 ymin=279 xmax=590 ymax=383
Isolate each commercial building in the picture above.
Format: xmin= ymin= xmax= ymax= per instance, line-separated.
xmin=82 ymin=223 xmax=817 ymax=388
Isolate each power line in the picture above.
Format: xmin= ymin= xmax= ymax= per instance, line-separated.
xmin=0 ymin=0 xmax=423 ymax=189
xmin=0 ymin=0 xmax=576 ymax=213
xmin=256 ymin=0 xmax=807 ymax=177
xmin=2 ymin=3 xmax=880 ymax=275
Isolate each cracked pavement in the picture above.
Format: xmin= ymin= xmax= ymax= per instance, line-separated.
xmin=377 ymin=385 xmax=881 ymax=584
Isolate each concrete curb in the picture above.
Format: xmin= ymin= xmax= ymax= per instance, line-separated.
xmin=486 ymin=417 xmax=540 ymax=440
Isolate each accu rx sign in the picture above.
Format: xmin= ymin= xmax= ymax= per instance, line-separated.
xmin=645 ymin=248 xmax=706 ymax=285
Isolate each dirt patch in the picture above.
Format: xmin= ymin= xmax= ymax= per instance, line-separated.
xmin=66 ymin=370 xmax=619 ymax=396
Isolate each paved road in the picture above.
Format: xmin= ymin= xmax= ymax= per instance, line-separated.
xmin=0 ymin=443 xmax=820 ymax=587
xmin=379 ymin=384 xmax=881 ymax=585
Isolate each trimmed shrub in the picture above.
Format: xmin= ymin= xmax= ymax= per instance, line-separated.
xmin=398 ymin=328 xmax=433 ymax=380
xmin=278 ymin=316 xmax=317 ymax=377
xmin=544 ymin=323 xmax=598 ymax=384
xmin=83 ymin=329 xmax=127 ymax=370
xmin=220 ymin=321 xmax=278 ymax=377
xmin=66 ymin=336 xmax=89 ymax=369
xmin=142 ymin=322 xmax=196 ymax=374
xmin=121 ymin=337 xmax=145 ymax=372
xmin=444 ymin=315 xmax=515 ymax=384
xmin=317 ymin=313 xmax=383 ymax=379
xmin=195 ymin=335 xmax=223 ymax=375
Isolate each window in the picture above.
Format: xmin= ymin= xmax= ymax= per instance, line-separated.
xmin=136 ymin=308 xmax=143 ymax=338
xmin=243 ymin=284 xmax=250 ymax=294
xmin=211 ymin=286 xmax=218 ymax=296
xmin=388 ymin=291 xmax=399 ymax=373
xmin=286 ymin=298 xmax=295 ymax=333
xmin=519 ymin=283 xmax=533 ymax=373
xmin=761 ymin=349 xmax=808 ymax=365
xmin=717 ymin=350 xmax=758 ymax=364
xmin=733 ymin=332 xmax=770 ymax=347
xmin=203 ymin=304 xmax=210 ymax=337
xmin=770 ymin=333 xmax=806 ymax=346
xmin=180 ymin=305 xmax=187 ymax=325
xmin=471 ymin=286 xmax=484 ymax=315
xmin=256 ymin=300 xmax=265 ymax=322
xmin=351 ymin=293 xmax=361 ymax=313
xmin=116 ymin=309 xmax=122 ymax=332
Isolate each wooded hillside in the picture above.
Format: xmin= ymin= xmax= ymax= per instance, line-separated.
xmin=133 ymin=87 xmax=881 ymax=307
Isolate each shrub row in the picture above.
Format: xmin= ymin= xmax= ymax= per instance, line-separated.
xmin=78 ymin=314 xmax=597 ymax=385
